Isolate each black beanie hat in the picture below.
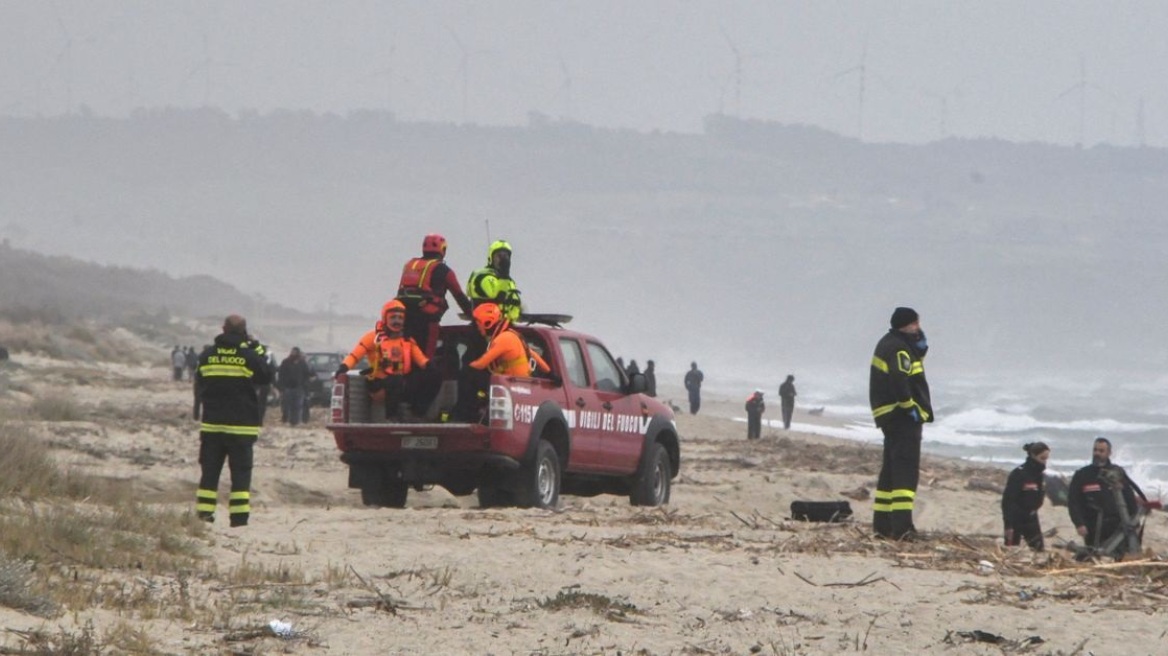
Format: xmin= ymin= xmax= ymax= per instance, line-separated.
xmin=890 ymin=307 xmax=919 ymax=329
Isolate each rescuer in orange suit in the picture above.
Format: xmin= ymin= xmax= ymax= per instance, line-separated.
xmin=397 ymin=233 xmax=474 ymax=357
xmin=468 ymin=303 xmax=550 ymax=377
xmin=335 ymin=299 xmax=429 ymax=419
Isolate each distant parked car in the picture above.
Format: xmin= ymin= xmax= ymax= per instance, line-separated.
xmin=304 ymin=352 xmax=344 ymax=408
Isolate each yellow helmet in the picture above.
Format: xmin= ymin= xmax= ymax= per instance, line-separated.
xmin=487 ymin=239 xmax=512 ymax=264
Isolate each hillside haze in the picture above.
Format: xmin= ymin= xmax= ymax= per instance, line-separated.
xmin=2 ymin=111 xmax=1166 ymax=385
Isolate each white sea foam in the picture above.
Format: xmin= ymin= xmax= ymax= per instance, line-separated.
xmin=939 ymin=408 xmax=1167 ymax=434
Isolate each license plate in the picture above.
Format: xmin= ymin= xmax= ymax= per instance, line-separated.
xmin=401 ymin=436 xmax=438 ymax=449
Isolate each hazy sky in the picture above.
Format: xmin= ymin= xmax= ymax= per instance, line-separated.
xmin=3 ymin=1 xmax=1168 ymax=146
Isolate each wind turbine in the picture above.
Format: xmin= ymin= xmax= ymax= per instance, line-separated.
xmin=1055 ymin=54 xmax=1116 ymax=147
xmin=49 ymin=3 xmax=74 ymax=113
xmin=921 ymin=81 xmax=963 ymax=140
xmin=362 ymin=42 xmax=397 ymax=114
xmin=558 ymin=55 xmax=573 ymax=121
xmin=447 ymin=28 xmax=471 ymax=123
xmin=718 ymin=26 xmax=743 ymax=116
xmin=833 ymin=39 xmax=868 ymax=140
xmin=1136 ymin=96 xmax=1147 ymax=148
xmin=185 ymin=30 xmax=233 ymax=107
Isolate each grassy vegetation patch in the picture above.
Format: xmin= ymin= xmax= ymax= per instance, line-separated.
xmin=0 ymin=425 xmax=96 ymax=499
xmin=1 ymin=621 xmax=167 ymax=656
xmin=539 ymin=589 xmax=640 ymax=619
xmin=0 ymin=503 xmax=204 ymax=572
xmin=0 ymin=426 xmax=138 ymax=502
xmin=0 ymin=559 xmax=57 ymax=618
xmin=30 ymin=393 xmax=86 ymax=422
xmin=0 ymin=314 xmax=165 ymax=365
xmin=0 ymin=421 xmax=206 ymax=624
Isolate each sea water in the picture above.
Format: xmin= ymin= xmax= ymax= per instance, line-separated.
xmin=706 ymin=370 xmax=1168 ymax=499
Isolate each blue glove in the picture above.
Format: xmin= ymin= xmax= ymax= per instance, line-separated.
xmin=909 ymin=408 xmax=920 ymax=422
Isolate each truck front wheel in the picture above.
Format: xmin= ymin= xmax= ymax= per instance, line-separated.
xmin=630 ymin=442 xmax=672 ymax=507
xmin=515 ymin=440 xmax=561 ymax=509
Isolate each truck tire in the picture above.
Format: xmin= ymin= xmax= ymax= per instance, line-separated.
xmin=476 ymin=485 xmax=511 ymax=509
xmin=515 ymin=440 xmax=560 ymax=509
xmin=361 ymin=479 xmax=408 ymax=508
xmin=630 ymin=442 xmax=671 ymax=507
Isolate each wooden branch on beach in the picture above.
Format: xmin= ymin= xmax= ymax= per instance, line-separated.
xmin=348 ymin=565 xmax=397 ymax=615
xmin=1047 ymin=560 xmax=1168 ymax=576
xmin=822 ymin=571 xmax=901 ymax=591
xmin=793 ymin=571 xmax=818 ymax=587
xmin=861 ymin=613 xmax=883 ymax=651
xmin=729 ymin=510 xmax=756 ymax=528
xmin=211 ymin=581 xmax=316 ymax=592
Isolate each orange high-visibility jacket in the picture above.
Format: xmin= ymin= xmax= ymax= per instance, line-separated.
xmin=469 ymin=329 xmax=550 ymax=377
xmin=342 ymin=326 xmax=429 ymax=378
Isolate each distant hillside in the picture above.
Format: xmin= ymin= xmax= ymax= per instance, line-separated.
xmin=0 ymin=241 xmax=305 ymax=322
xmin=3 ymin=111 xmax=1168 ymax=376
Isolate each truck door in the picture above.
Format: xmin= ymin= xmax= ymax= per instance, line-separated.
xmin=583 ymin=341 xmax=644 ymax=474
xmin=556 ymin=337 xmax=605 ymax=471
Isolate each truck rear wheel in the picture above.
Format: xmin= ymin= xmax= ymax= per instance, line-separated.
xmin=361 ymin=479 xmax=409 ymax=508
xmin=630 ymin=442 xmax=671 ymax=507
xmin=515 ymin=440 xmax=561 ymax=509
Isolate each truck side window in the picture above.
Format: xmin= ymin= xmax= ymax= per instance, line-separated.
xmin=526 ymin=333 xmax=553 ymax=377
xmin=585 ymin=342 xmax=622 ymax=393
xmin=558 ymin=338 xmax=589 ymax=388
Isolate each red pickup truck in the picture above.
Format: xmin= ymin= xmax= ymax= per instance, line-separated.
xmin=327 ymin=322 xmax=679 ymax=510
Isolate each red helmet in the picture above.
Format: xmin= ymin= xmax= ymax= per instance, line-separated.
xmin=422 ymin=233 xmax=447 ymax=256
xmin=472 ymin=303 xmax=505 ymax=335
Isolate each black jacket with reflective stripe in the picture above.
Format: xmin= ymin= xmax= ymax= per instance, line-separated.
xmin=1067 ymin=463 xmax=1146 ymax=530
xmin=1001 ymin=458 xmax=1045 ymax=524
xmin=869 ymin=329 xmax=932 ymax=428
xmin=196 ymin=332 xmax=272 ymax=432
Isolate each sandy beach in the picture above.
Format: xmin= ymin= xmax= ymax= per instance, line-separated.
xmin=1 ymin=346 xmax=1166 ymax=655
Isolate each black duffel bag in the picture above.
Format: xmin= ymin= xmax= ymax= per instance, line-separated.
xmin=790 ymin=500 xmax=853 ymax=523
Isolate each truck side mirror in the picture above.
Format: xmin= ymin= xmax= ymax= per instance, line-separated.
xmin=628 ymin=373 xmax=647 ymax=394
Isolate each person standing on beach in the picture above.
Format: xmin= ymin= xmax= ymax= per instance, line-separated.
xmin=644 ymin=360 xmax=657 ymax=397
xmin=1067 ymin=437 xmax=1148 ymax=555
xmin=684 ymin=362 xmax=704 ymax=415
xmin=1001 ymin=442 xmax=1050 ymax=550
xmin=277 ymin=347 xmax=313 ymax=426
xmin=171 ymin=346 xmax=186 ymax=381
xmin=744 ymin=389 xmax=765 ymax=439
xmin=778 ymin=374 xmax=796 ymax=429
xmin=869 ymin=307 xmax=933 ymax=540
xmin=194 ymin=315 xmax=271 ymax=527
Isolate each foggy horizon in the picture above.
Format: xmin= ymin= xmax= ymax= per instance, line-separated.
xmin=4 ymin=2 xmax=1168 ymax=147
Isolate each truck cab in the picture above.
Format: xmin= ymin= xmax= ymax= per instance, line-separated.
xmin=327 ymin=321 xmax=679 ymax=510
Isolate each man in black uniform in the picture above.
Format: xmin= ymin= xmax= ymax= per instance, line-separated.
xmin=869 ymin=306 xmax=933 ymax=540
xmin=684 ymin=362 xmax=704 ymax=415
xmin=778 ymin=374 xmax=797 ymax=430
xmin=194 ymin=315 xmax=271 ymax=527
xmin=1068 ymin=437 xmax=1147 ymax=556
xmin=644 ymin=360 xmax=657 ymax=397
